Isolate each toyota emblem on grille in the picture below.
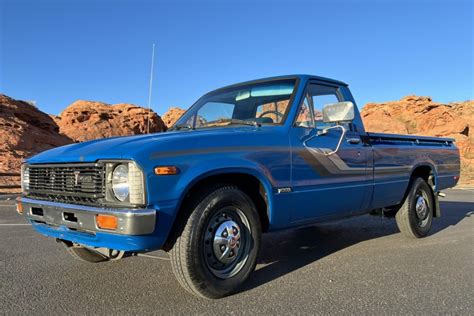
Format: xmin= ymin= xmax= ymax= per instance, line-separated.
xmin=74 ymin=171 xmax=81 ymax=186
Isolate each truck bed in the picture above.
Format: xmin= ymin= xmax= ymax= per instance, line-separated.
xmin=366 ymin=132 xmax=460 ymax=209
xmin=367 ymin=132 xmax=455 ymax=145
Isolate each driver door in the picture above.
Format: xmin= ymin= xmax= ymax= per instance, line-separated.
xmin=289 ymin=82 xmax=370 ymax=223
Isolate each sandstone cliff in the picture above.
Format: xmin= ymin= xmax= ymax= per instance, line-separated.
xmin=54 ymin=100 xmax=167 ymax=142
xmin=162 ymin=107 xmax=186 ymax=128
xmin=361 ymin=96 xmax=473 ymax=185
xmin=0 ymin=94 xmax=73 ymax=189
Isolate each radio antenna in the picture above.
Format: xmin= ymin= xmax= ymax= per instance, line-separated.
xmin=146 ymin=43 xmax=156 ymax=134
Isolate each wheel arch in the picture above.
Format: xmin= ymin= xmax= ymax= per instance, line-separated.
xmin=410 ymin=163 xmax=438 ymax=190
xmin=162 ymin=168 xmax=273 ymax=251
xmin=408 ymin=163 xmax=440 ymax=217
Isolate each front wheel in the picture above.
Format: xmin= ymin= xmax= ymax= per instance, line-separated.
xmin=395 ymin=177 xmax=434 ymax=238
xmin=169 ymin=185 xmax=261 ymax=299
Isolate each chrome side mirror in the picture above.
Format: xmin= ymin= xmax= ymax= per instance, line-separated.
xmin=305 ymin=102 xmax=355 ymax=156
xmin=322 ymin=101 xmax=355 ymax=123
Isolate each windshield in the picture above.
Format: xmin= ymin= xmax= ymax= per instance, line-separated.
xmin=173 ymin=79 xmax=297 ymax=130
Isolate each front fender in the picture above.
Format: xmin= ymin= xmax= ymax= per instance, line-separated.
xmin=150 ymin=158 xmax=278 ymax=250
xmin=172 ymin=157 xmax=277 ymax=223
xmin=179 ymin=164 xmax=275 ymax=211
xmin=178 ymin=157 xmax=275 ymax=193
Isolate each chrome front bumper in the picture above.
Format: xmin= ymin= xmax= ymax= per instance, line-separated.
xmin=18 ymin=197 xmax=156 ymax=235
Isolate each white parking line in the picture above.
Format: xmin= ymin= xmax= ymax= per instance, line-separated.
xmin=455 ymin=187 xmax=474 ymax=191
xmin=0 ymin=224 xmax=30 ymax=226
xmin=136 ymin=253 xmax=170 ymax=261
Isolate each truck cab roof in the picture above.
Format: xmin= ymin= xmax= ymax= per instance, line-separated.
xmin=206 ymin=74 xmax=348 ymax=96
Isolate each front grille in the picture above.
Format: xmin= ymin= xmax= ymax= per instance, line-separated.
xmin=26 ymin=163 xmax=105 ymax=205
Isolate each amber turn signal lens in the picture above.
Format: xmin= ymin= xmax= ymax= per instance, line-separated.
xmin=16 ymin=199 xmax=23 ymax=215
xmin=96 ymin=214 xmax=118 ymax=230
xmin=154 ymin=166 xmax=179 ymax=175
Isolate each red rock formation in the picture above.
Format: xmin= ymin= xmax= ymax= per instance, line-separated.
xmin=0 ymin=94 xmax=73 ymax=190
xmin=2 ymin=93 xmax=472 ymax=189
xmin=55 ymin=100 xmax=167 ymax=142
xmin=361 ymin=96 xmax=474 ymax=185
xmin=162 ymin=107 xmax=186 ymax=128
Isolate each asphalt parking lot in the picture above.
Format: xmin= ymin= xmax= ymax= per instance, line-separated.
xmin=1 ymin=189 xmax=473 ymax=314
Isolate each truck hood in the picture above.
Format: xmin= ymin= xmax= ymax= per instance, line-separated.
xmin=27 ymin=133 xmax=174 ymax=164
xmin=26 ymin=126 xmax=277 ymax=164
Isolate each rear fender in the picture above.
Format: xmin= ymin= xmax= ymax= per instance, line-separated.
xmin=409 ymin=162 xmax=440 ymax=217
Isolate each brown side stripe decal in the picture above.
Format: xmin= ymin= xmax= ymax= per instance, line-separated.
xmin=150 ymin=145 xmax=415 ymax=178
xmin=296 ymin=148 xmax=333 ymax=177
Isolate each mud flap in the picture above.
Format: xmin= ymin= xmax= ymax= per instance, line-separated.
xmin=434 ymin=193 xmax=441 ymax=217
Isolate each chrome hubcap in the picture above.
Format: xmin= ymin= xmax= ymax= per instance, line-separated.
xmin=213 ymin=220 xmax=241 ymax=264
xmin=415 ymin=196 xmax=428 ymax=219
xmin=203 ymin=208 xmax=251 ymax=279
xmin=415 ymin=193 xmax=430 ymax=227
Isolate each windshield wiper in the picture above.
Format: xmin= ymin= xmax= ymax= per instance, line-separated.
xmin=205 ymin=118 xmax=261 ymax=127
xmin=169 ymin=124 xmax=193 ymax=131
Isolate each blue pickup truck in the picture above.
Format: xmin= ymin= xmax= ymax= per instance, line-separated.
xmin=17 ymin=75 xmax=460 ymax=298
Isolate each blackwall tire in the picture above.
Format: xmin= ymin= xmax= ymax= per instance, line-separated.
xmin=169 ymin=185 xmax=261 ymax=299
xmin=395 ymin=177 xmax=434 ymax=238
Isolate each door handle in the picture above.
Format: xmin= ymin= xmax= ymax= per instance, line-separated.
xmin=346 ymin=137 xmax=361 ymax=144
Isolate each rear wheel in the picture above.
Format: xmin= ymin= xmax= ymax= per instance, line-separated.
xmin=169 ymin=185 xmax=261 ymax=299
xmin=395 ymin=177 xmax=434 ymax=238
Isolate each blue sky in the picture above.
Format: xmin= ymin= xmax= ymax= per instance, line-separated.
xmin=1 ymin=0 xmax=473 ymax=116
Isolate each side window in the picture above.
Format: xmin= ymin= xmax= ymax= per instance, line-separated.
xmin=308 ymin=84 xmax=343 ymax=130
xmin=295 ymin=96 xmax=314 ymax=128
